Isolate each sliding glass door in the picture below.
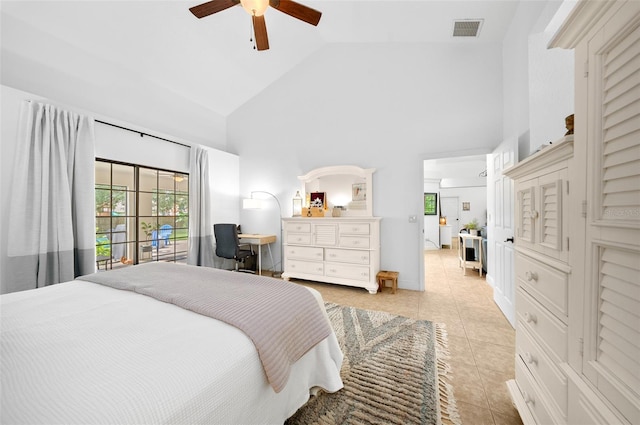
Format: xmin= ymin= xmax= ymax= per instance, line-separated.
xmin=95 ymin=159 xmax=188 ymax=270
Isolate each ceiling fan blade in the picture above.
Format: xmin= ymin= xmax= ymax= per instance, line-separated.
xmin=189 ymin=0 xmax=238 ymax=18
xmin=253 ymin=15 xmax=270 ymax=51
xmin=269 ymin=0 xmax=322 ymax=26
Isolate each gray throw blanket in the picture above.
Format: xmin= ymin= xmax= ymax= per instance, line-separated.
xmin=77 ymin=262 xmax=332 ymax=393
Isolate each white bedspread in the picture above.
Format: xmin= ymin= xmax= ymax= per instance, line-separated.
xmin=0 ymin=280 xmax=343 ymax=424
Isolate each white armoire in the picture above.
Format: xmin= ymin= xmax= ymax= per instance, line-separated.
xmin=505 ymin=1 xmax=640 ymax=424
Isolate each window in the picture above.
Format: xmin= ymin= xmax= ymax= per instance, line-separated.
xmin=95 ymin=159 xmax=189 ymax=270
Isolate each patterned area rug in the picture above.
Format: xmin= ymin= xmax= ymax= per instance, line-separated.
xmin=286 ymin=303 xmax=461 ymax=425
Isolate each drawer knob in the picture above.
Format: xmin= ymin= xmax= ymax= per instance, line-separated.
xmin=530 ymin=210 xmax=539 ymax=219
xmin=524 ymin=312 xmax=537 ymax=324
xmin=525 ymin=271 xmax=538 ymax=282
xmin=330 ymin=269 xmax=337 ymax=273
xmin=522 ymin=391 xmax=535 ymax=405
xmin=524 ymin=352 xmax=537 ymax=365
xmin=353 ymin=241 xmax=360 ymax=245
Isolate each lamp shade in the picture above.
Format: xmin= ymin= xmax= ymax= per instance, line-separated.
xmin=243 ymin=198 xmax=263 ymax=209
xmin=240 ymin=0 xmax=268 ymax=16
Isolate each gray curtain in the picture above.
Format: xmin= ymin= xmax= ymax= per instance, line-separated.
xmin=6 ymin=101 xmax=96 ymax=293
xmin=187 ymin=145 xmax=215 ymax=267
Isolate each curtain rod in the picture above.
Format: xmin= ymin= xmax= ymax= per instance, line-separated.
xmin=25 ymin=100 xmax=191 ymax=148
xmin=95 ymin=120 xmax=191 ymax=148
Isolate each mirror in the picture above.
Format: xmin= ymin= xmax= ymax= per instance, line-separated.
xmin=298 ymin=165 xmax=375 ymax=217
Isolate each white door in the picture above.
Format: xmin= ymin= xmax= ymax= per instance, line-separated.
xmin=440 ymin=196 xmax=459 ymax=231
xmin=487 ymin=139 xmax=517 ymax=327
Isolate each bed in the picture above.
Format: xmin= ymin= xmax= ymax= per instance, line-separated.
xmin=0 ymin=262 xmax=344 ymax=424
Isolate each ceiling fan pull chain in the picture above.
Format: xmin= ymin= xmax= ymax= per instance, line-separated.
xmin=248 ymin=17 xmax=256 ymax=49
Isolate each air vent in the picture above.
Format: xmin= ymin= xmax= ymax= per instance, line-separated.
xmin=453 ymin=19 xmax=483 ymax=37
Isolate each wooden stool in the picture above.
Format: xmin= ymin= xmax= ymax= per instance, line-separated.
xmin=376 ymin=270 xmax=399 ymax=294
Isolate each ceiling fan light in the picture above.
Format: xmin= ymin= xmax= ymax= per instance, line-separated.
xmin=240 ymin=0 xmax=268 ymax=16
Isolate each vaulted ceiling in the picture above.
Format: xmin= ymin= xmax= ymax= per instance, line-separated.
xmin=2 ymin=1 xmax=533 ymax=117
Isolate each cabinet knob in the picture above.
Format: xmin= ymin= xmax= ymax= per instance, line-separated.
xmin=353 ymin=240 xmax=360 ymax=245
xmin=522 ymin=391 xmax=535 ymax=405
xmin=524 ymin=312 xmax=537 ymax=324
xmin=525 ymin=271 xmax=538 ymax=282
xmin=524 ymin=352 xmax=537 ymax=365
xmin=531 ymin=210 xmax=539 ymax=219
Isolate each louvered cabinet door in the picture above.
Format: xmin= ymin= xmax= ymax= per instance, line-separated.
xmin=516 ymin=184 xmax=536 ymax=248
xmin=579 ymin=6 xmax=640 ymax=423
xmin=537 ymin=170 xmax=569 ymax=262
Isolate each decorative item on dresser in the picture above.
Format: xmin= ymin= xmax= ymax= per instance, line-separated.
xmin=282 ymin=166 xmax=382 ymax=293
xmin=505 ymin=2 xmax=640 ymax=423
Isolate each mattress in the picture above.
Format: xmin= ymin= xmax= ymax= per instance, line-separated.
xmin=0 ymin=276 xmax=343 ymax=424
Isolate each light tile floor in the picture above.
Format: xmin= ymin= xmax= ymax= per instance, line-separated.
xmin=291 ymin=248 xmax=523 ymax=425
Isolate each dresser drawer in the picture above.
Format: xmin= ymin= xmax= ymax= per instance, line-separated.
xmin=517 ymin=326 xmax=568 ymax=417
xmin=287 ymin=233 xmax=312 ymax=245
xmin=338 ymin=223 xmax=370 ymax=235
xmin=515 ymin=357 xmax=564 ymax=425
xmin=286 ymin=246 xmax=323 ymax=261
xmin=287 ymin=259 xmax=324 ymax=276
xmin=325 ymin=263 xmax=370 ymax=281
xmin=517 ymin=288 xmax=567 ymax=362
xmin=325 ymin=248 xmax=370 ymax=265
xmin=339 ymin=236 xmax=370 ymax=249
xmin=516 ymin=253 xmax=568 ymax=320
xmin=285 ymin=222 xmax=311 ymax=233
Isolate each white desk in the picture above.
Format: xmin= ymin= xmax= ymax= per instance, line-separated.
xmin=458 ymin=233 xmax=483 ymax=277
xmin=238 ymin=234 xmax=276 ymax=276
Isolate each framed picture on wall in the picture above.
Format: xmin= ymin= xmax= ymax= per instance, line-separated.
xmin=424 ymin=193 xmax=437 ymax=215
xmin=462 ymin=202 xmax=470 ymax=211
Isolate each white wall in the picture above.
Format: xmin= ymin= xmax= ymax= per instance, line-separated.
xmin=1 ymin=13 xmax=228 ymax=151
xmin=229 ymin=43 xmax=504 ymax=291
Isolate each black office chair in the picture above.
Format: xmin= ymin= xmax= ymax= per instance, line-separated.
xmin=213 ymin=223 xmax=254 ymax=272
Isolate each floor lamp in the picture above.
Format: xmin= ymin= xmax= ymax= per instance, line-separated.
xmin=243 ymin=191 xmax=283 ymax=277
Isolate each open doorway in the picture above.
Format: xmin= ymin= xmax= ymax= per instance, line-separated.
xmin=423 ymin=154 xmax=488 ymax=284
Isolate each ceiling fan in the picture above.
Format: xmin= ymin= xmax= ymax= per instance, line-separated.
xmin=189 ymin=0 xmax=322 ymax=51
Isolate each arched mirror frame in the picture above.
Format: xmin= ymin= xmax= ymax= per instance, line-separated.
xmin=298 ymin=165 xmax=375 ymax=217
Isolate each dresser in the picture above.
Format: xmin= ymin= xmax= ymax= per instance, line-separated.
xmin=282 ymin=217 xmax=381 ymax=294
xmin=504 ymin=137 xmax=573 ymax=425
xmin=505 ymin=1 xmax=640 ymax=424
